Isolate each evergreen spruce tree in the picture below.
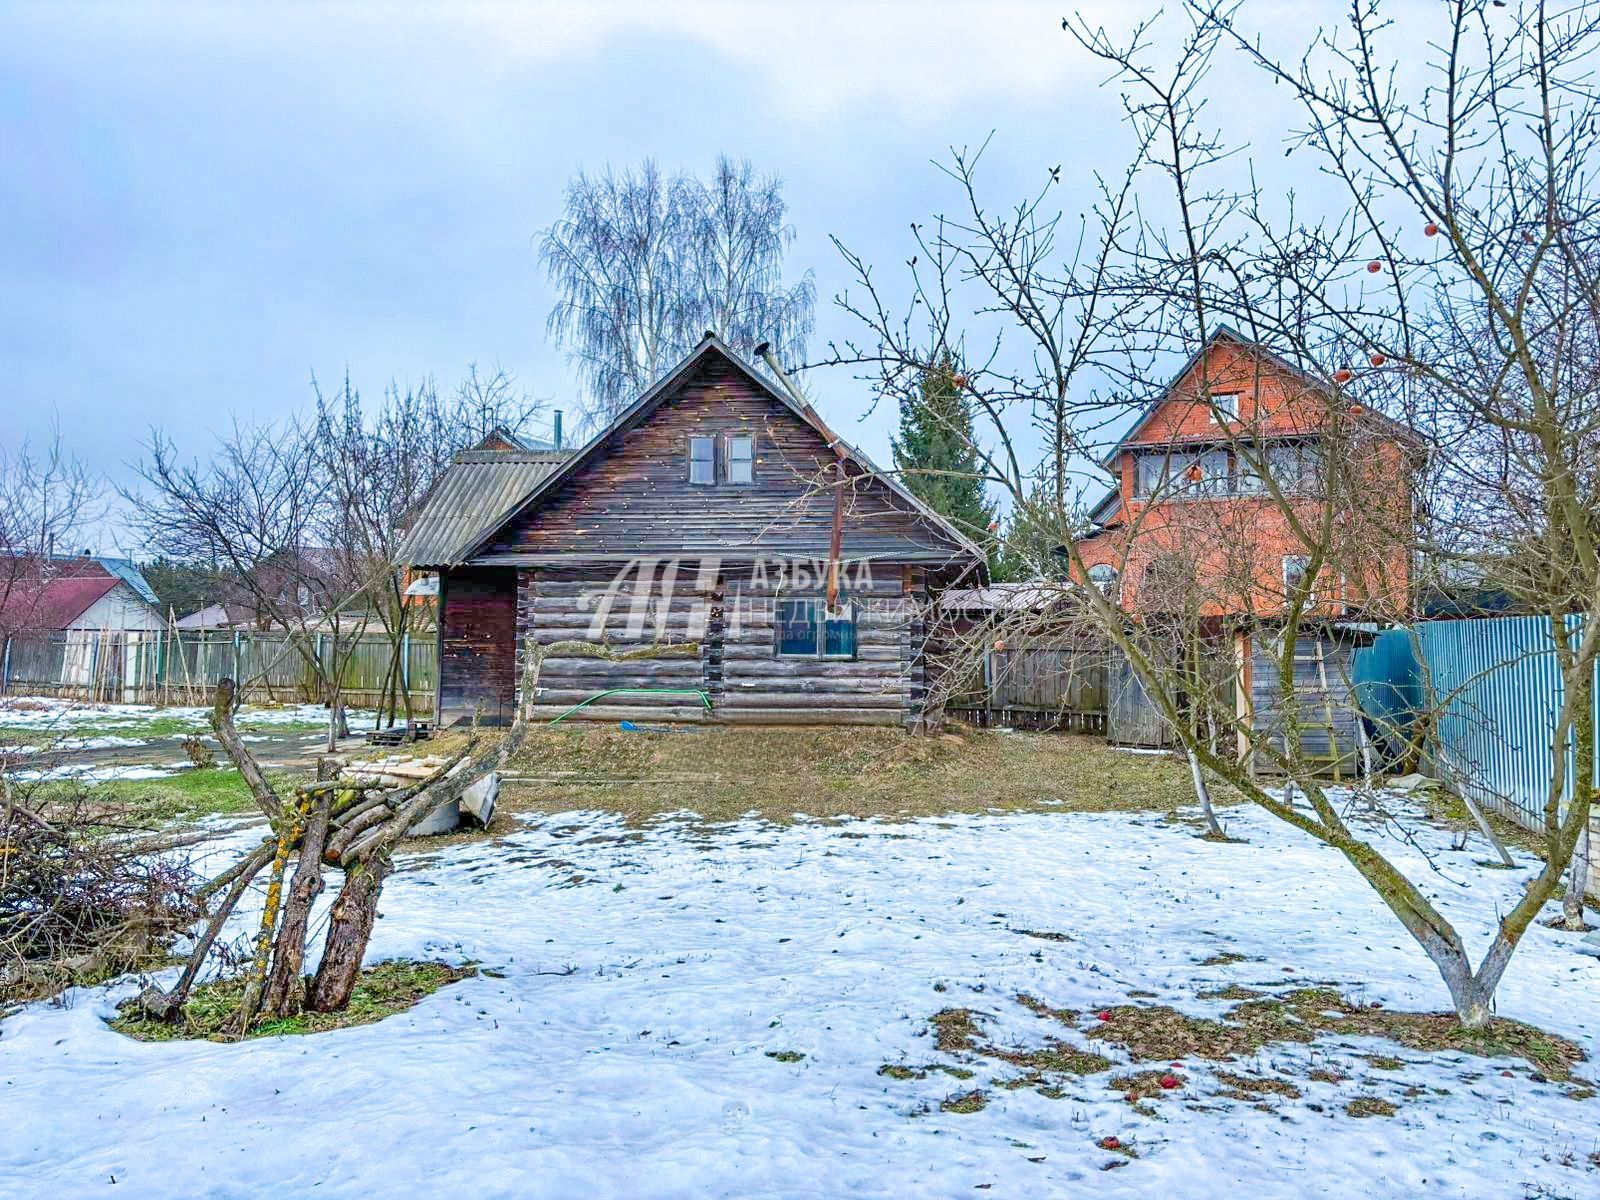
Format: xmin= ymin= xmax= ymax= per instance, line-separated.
xmin=891 ymin=354 xmax=999 ymax=568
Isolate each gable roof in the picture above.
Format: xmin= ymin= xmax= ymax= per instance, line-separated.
xmin=1100 ymin=326 xmax=1298 ymax=468
xmin=0 ymin=569 xmax=122 ymax=633
xmin=399 ymin=335 xmax=986 ymax=570
xmin=1100 ymin=324 xmax=1426 ymax=468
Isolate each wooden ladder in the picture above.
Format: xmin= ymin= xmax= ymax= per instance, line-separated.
xmin=1290 ymin=637 xmax=1342 ymax=781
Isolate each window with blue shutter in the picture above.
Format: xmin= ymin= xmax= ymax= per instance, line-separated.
xmin=776 ymin=598 xmax=857 ymax=659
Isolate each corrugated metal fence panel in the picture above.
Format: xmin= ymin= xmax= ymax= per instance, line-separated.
xmin=1416 ymin=614 xmax=1597 ymax=828
xmin=1351 ymin=627 xmax=1422 ymax=765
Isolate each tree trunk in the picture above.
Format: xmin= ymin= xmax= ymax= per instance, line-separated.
xmin=1187 ymin=745 xmax=1225 ymax=838
xmin=1562 ymin=822 xmax=1591 ymax=930
xmin=307 ymin=851 xmax=391 ymax=1012
xmin=231 ymin=796 xmax=306 ymax=1036
xmin=263 ymin=791 xmax=334 ymax=1016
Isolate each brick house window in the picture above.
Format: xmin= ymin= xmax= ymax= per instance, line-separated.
xmin=1283 ymin=554 xmax=1315 ymax=603
xmin=1210 ymin=391 xmax=1241 ymax=421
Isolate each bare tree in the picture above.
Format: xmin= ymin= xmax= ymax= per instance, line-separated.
xmin=0 ymin=425 xmax=103 ymax=645
xmin=123 ymin=418 xmax=370 ymax=746
xmin=310 ymin=365 xmax=545 ymax=726
xmin=828 ymin=0 xmax=1598 ymax=1028
xmin=541 ymin=155 xmax=815 ymax=427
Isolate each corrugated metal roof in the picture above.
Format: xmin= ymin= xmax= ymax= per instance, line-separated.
xmin=93 ymin=556 xmax=160 ymax=605
xmin=396 ymin=450 xmax=569 ymax=567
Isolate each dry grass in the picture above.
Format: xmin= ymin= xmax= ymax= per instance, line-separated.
xmin=886 ymin=984 xmax=1591 ymax=1113
xmin=1345 ymin=1096 xmax=1399 ymax=1118
xmin=488 ymin=724 xmax=1226 ymax=827
xmin=108 ymin=959 xmax=474 ymax=1042
xmin=1081 ymin=988 xmax=1586 ymax=1081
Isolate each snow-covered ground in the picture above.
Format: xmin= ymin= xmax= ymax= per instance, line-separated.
xmin=0 ymin=696 xmax=376 ymax=777
xmin=0 ymin=696 xmax=373 ymax=732
xmin=2 ymin=800 xmax=1596 ymax=1199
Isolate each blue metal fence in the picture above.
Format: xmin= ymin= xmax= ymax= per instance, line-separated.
xmin=1354 ymin=615 xmax=1597 ymax=829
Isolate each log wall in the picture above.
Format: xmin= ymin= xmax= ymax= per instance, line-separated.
xmin=506 ymin=562 xmax=933 ymax=727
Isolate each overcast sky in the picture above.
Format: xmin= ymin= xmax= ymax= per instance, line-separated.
xmin=1 ymin=1 xmax=1408 ymax=553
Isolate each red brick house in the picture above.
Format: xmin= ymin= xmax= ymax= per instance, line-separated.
xmin=1070 ymin=327 xmax=1423 ymax=772
xmin=1073 ymin=326 xmax=1419 ymax=621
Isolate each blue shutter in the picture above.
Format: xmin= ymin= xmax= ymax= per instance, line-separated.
xmin=777 ymin=600 xmax=818 ymax=655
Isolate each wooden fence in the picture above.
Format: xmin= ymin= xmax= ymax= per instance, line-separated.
xmin=0 ymin=629 xmax=437 ymax=710
xmin=948 ymin=647 xmax=1108 ymax=733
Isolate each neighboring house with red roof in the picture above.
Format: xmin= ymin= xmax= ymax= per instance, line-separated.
xmin=0 ymin=557 xmax=164 ymax=696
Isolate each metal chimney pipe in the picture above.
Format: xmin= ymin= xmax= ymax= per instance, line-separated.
xmin=552 ymin=410 xmax=563 ymax=451
xmin=756 ymin=344 xmax=810 ymax=411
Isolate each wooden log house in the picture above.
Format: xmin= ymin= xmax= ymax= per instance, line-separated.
xmin=398 ymin=336 xmax=986 ymax=728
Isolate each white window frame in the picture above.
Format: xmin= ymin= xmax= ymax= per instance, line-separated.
xmin=688 ymin=435 xmax=716 ymax=486
xmin=1210 ymin=391 xmax=1242 ymax=422
xmin=725 ymin=434 xmax=755 ymax=485
xmin=1282 ymin=554 xmax=1315 ymax=604
xmin=1087 ymin=563 xmax=1120 ymax=597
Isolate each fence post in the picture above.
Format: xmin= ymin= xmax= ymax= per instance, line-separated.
xmin=401 ymin=632 xmax=411 ymax=694
xmin=0 ymin=635 xmax=9 ymax=697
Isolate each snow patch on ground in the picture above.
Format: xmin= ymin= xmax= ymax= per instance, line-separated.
xmin=0 ymin=696 xmax=374 ymax=732
xmin=7 ymin=762 xmax=187 ymax=783
xmin=1 ymin=801 xmax=1596 ymax=1198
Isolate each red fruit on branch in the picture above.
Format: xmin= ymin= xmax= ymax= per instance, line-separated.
xmin=1333 ymin=369 xmax=1354 ymax=384
xmin=1369 ymin=353 xmax=1387 ymax=367
xmin=1367 ymin=260 xmax=1382 ymax=273
xmin=993 ymin=639 xmax=1006 ymax=653
xmin=1424 ymin=223 xmax=1439 ymax=237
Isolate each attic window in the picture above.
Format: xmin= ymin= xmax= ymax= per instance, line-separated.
xmin=726 ymin=435 xmax=755 ymax=484
xmin=688 ymin=436 xmax=716 ymax=485
xmin=1210 ymin=391 xmax=1241 ymax=422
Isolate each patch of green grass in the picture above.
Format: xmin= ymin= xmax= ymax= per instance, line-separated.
xmin=109 ymin=959 xmax=474 ymax=1042
xmin=1197 ymin=950 xmax=1257 ymax=967
xmin=939 ymin=1088 xmax=988 ymax=1114
xmin=879 ymin=1063 xmax=925 ymax=1081
xmin=991 ymin=1040 xmax=1112 ymax=1077
xmin=29 ymin=766 xmax=271 ymax=827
